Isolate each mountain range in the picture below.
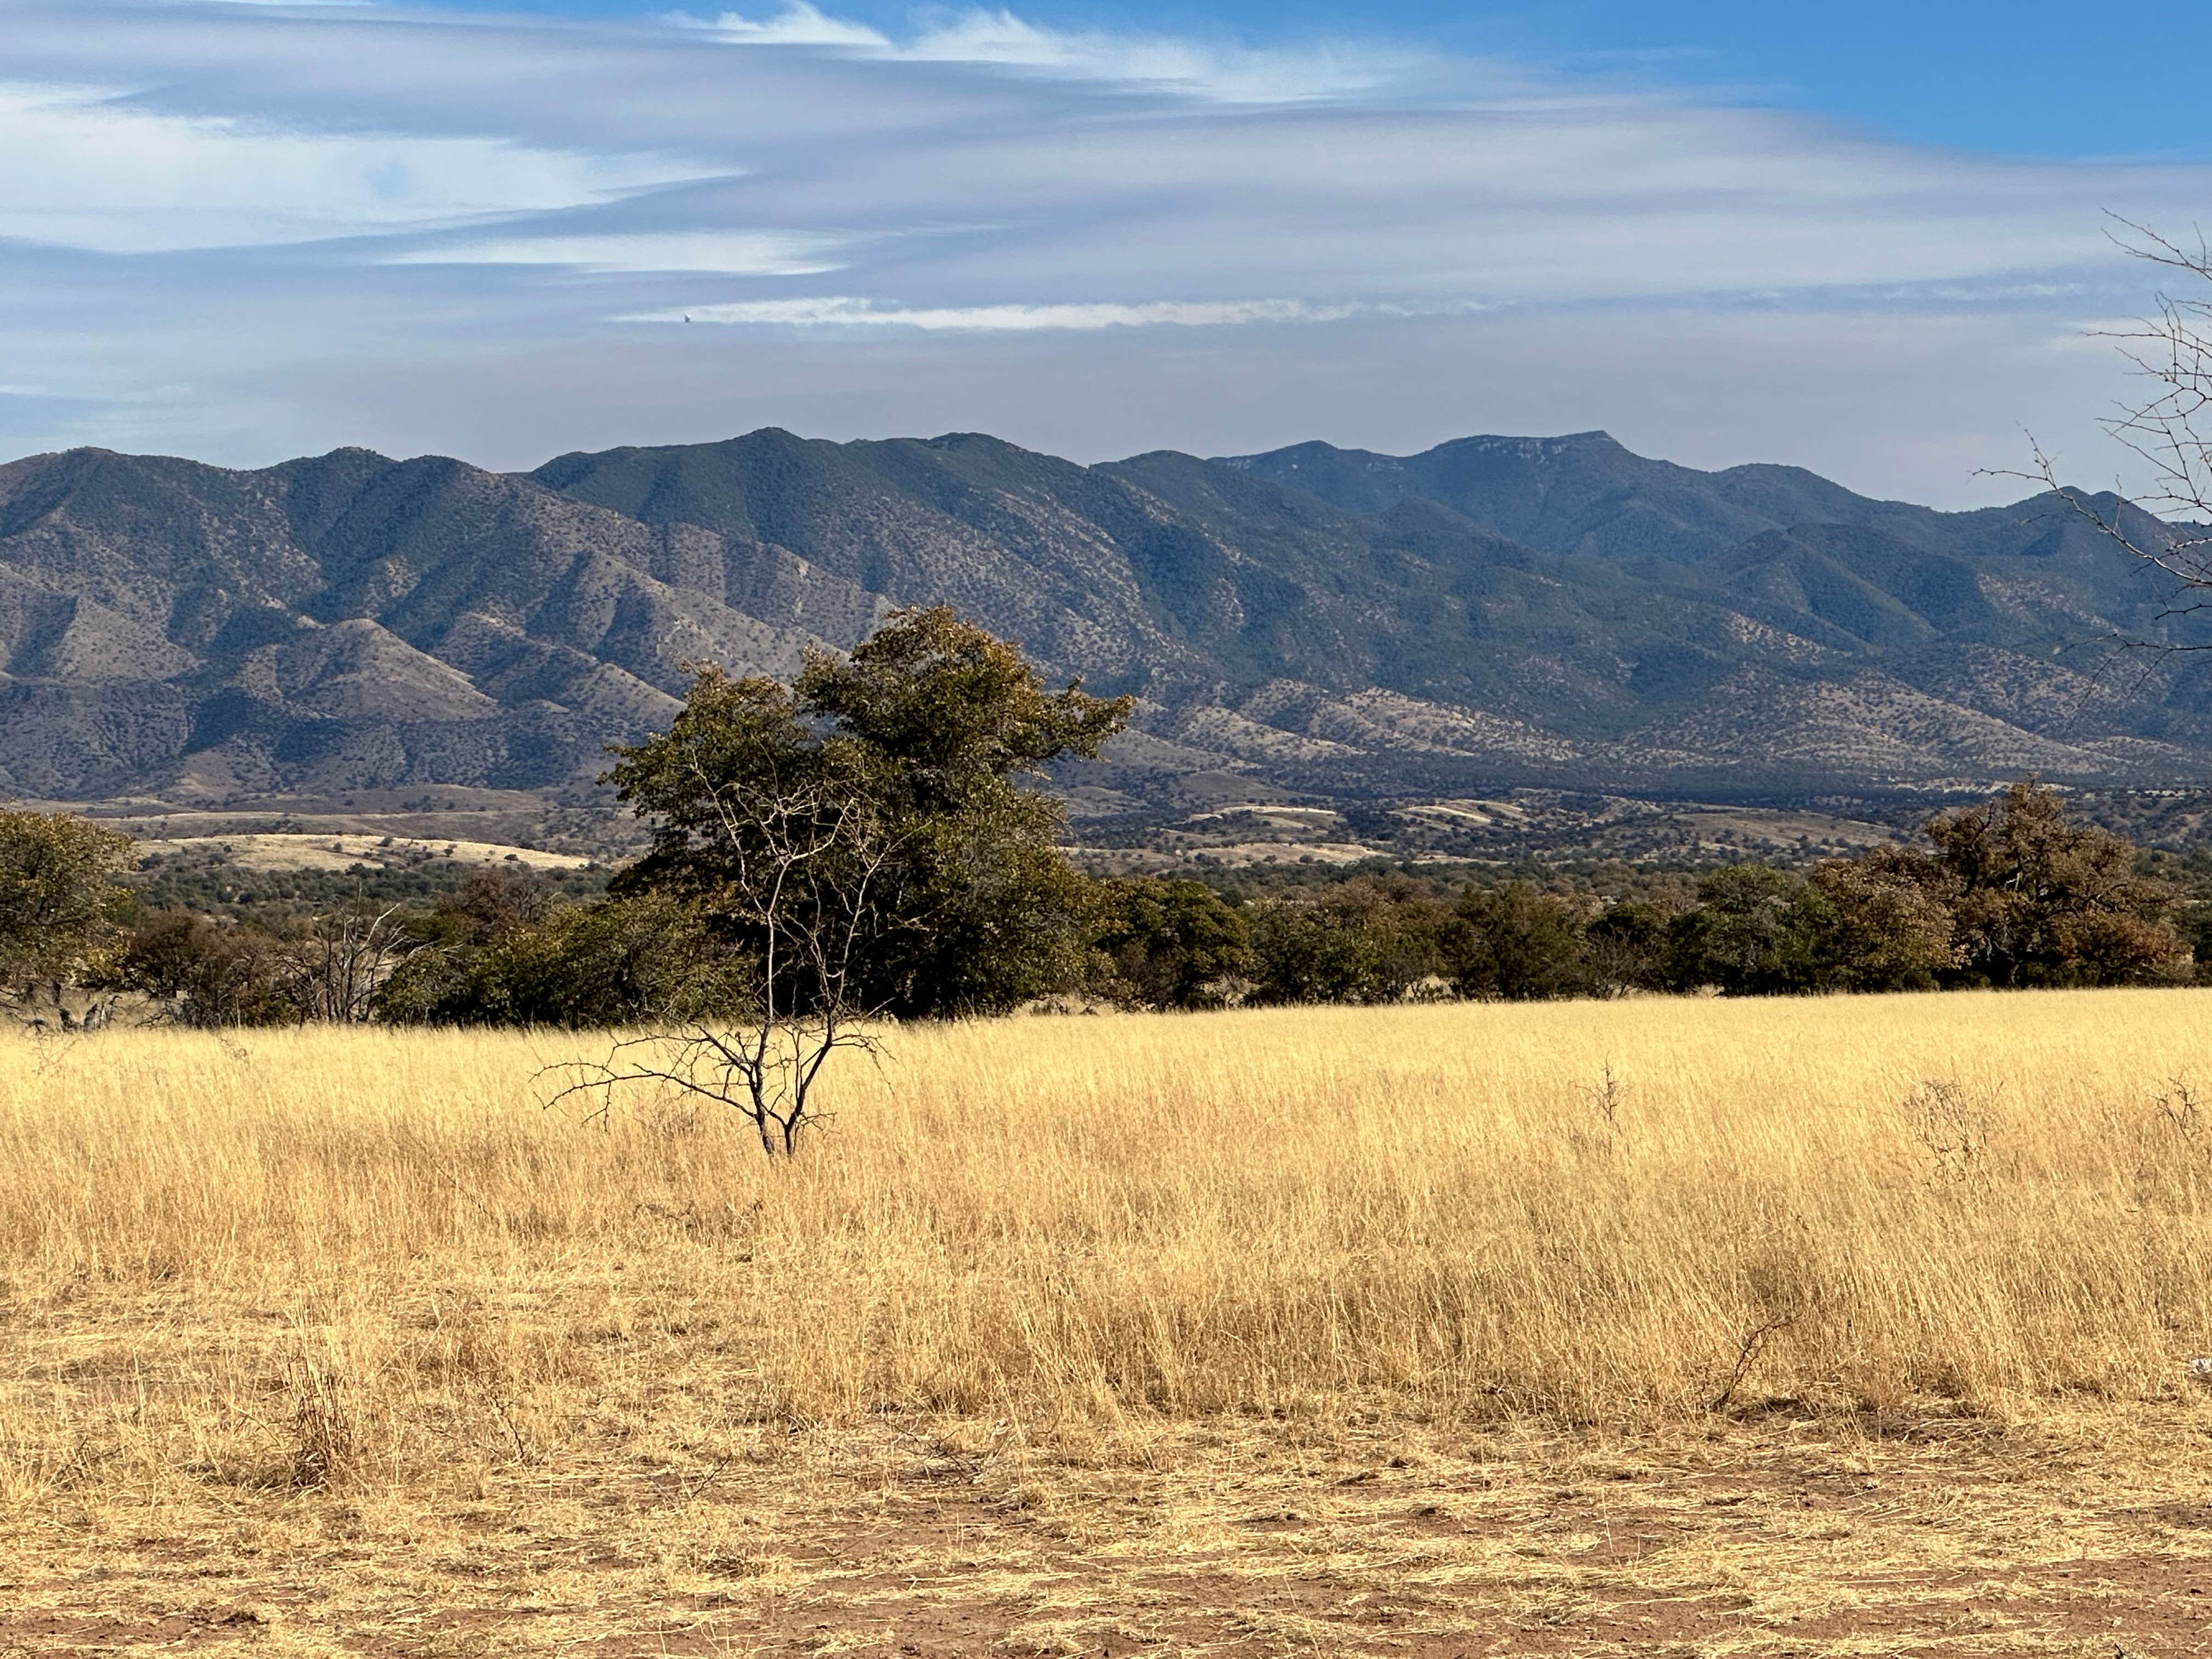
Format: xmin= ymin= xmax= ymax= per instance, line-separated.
xmin=2 ymin=426 xmax=2207 ymax=817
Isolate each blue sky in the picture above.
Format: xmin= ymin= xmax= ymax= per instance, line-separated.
xmin=405 ymin=0 xmax=2212 ymax=159
xmin=2 ymin=0 xmax=2207 ymax=504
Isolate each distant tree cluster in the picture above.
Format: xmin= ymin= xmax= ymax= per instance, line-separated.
xmin=1175 ymin=781 xmax=2184 ymax=1006
xmin=1 ymin=611 xmax=2198 ymax=1031
xmin=133 ymin=849 xmax=608 ymax=919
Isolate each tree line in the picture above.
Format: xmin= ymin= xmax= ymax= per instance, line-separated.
xmin=0 ymin=608 xmax=2200 ymax=1029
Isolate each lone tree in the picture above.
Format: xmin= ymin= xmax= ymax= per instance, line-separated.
xmin=608 ymin=606 xmax=1131 ymax=1020
xmin=558 ymin=608 xmax=1131 ymax=1153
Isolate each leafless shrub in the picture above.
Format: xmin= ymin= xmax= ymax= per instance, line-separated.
xmin=283 ymin=1358 xmax=357 ymax=1489
xmin=548 ymin=775 xmax=896 ymax=1156
xmin=1582 ymin=1063 xmax=1627 ymax=1138
xmin=1709 ymin=1315 xmax=1792 ymax=1412
xmin=2153 ymin=1076 xmax=2207 ymax=1151
xmin=280 ymin=905 xmax=413 ymax=1024
xmin=1904 ymin=1079 xmax=1996 ymax=1190
xmin=2134 ymin=1076 xmax=2212 ymax=1211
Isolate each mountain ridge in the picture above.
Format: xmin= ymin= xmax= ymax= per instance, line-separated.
xmin=2 ymin=427 xmax=2207 ymax=817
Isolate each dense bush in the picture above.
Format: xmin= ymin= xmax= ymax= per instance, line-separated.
xmin=377 ymin=886 xmax=747 ymax=1027
xmin=1448 ymin=882 xmax=1596 ymax=1000
xmin=110 ymin=905 xmax=415 ymax=1027
xmin=1583 ymin=898 xmax=1676 ymax=994
xmin=1796 ymin=850 xmax=1960 ymax=992
xmin=1087 ymin=877 xmax=1255 ymax=1009
xmin=112 ymin=910 xmax=301 ymax=1026
xmin=1246 ymin=876 xmax=1453 ymax=1005
xmin=0 ymin=809 xmax=134 ymax=992
xmin=1211 ymin=783 xmax=2185 ymax=1006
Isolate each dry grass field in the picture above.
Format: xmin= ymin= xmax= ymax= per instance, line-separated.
xmin=8 ymin=991 xmax=2212 ymax=1655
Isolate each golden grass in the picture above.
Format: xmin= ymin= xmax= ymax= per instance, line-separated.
xmin=9 ymin=989 xmax=2212 ymax=1654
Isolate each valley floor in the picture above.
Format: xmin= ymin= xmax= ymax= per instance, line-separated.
xmin=7 ymin=997 xmax=2212 ymax=1654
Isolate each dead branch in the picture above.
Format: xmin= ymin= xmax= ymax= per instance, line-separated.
xmin=544 ymin=774 xmax=901 ymax=1155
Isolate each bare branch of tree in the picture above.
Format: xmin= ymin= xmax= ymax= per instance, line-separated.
xmin=1988 ymin=216 xmax=2212 ymax=648
xmin=543 ymin=775 xmax=900 ymax=1156
xmin=280 ymin=905 xmax=413 ymax=1024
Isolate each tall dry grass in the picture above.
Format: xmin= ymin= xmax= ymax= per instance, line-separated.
xmin=7 ymin=989 xmax=2212 ymax=1505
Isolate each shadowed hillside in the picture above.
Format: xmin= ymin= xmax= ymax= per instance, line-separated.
xmin=3 ymin=427 xmax=2209 ymax=816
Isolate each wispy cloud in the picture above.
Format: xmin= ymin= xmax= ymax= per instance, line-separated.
xmin=390 ymin=230 xmax=848 ymax=275
xmin=622 ymin=296 xmax=1361 ymax=329
xmin=0 ymin=80 xmax=705 ymax=253
xmin=693 ymin=1 xmax=885 ymax=48
xmin=687 ymin=2 xmax=1420 ymax=103
xmin=0 ymin=0 xmax=2204 ymax=503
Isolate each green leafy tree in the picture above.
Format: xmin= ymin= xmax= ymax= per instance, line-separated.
xmin=1447 ymin=881 xmax=1593 ymax=1001
xmin=1584 ymin=898 xmax=1678 ymax=995
xmin=0 ymin=809 xmax=134 ymax=992
xmin=1922 ymin=782 xmax=2183 ymax=986
xmin=1088 ymin=877 xmax=1255 ymax=1009
xmin=1248 ymin=877 xmax=1451 ymax=1004
xmin=1665 ymin=865 xmax=1813 ymax=995
xmin=606 ymin=607 xmax=1132 ymax=1019
xmin=1795 ymin=849 xmax=1960 ymax=992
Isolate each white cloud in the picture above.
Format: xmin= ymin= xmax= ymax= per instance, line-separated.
xmin=697 ymin=2 xmax=888 ymax=48
xmin=0 ymin=81 xmax=706 ymax=253
xmin=389 ymin=230 xmax=848 ymax=275
xmin=895 ymin=11 xmax=1417 ymax=103
xmin=693 ymin=3 xmax=1417 ymax=103
xmin=622 ymin=296 xmax=1358 ymax=329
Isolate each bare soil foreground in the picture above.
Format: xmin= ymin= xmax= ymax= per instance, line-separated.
xmin=6 ymin=997 xmax=2212 ymax=1655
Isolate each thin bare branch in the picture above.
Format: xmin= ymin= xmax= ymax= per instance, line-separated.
xmin=544 ymin=774 xmax=901 ymax=1155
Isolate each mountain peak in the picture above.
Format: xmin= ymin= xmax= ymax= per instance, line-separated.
xmin=1430 ymin=430 xmax=1623 ymax=453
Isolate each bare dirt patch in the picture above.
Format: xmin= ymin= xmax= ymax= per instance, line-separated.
xmin=7 ymin=1415 xmax=2212 ymax=1657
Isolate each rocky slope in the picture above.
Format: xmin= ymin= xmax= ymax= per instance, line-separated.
xmin=1 ymin=427 xmax=2205 ymax=810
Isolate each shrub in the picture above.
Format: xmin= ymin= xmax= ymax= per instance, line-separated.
xmin=113 ymin=910 xmax=302 ymax=1027
xmin=376 ymin=894 xmax=747 ymax=1028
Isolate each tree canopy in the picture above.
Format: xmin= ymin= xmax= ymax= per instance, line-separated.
xmin=605 ymin=607 xmax=1133 ymax=1018
xmin=0 ymin=809 xmax=134 ymax=990
xmin=1922 ymin=782 xmax=2181 ymax=986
